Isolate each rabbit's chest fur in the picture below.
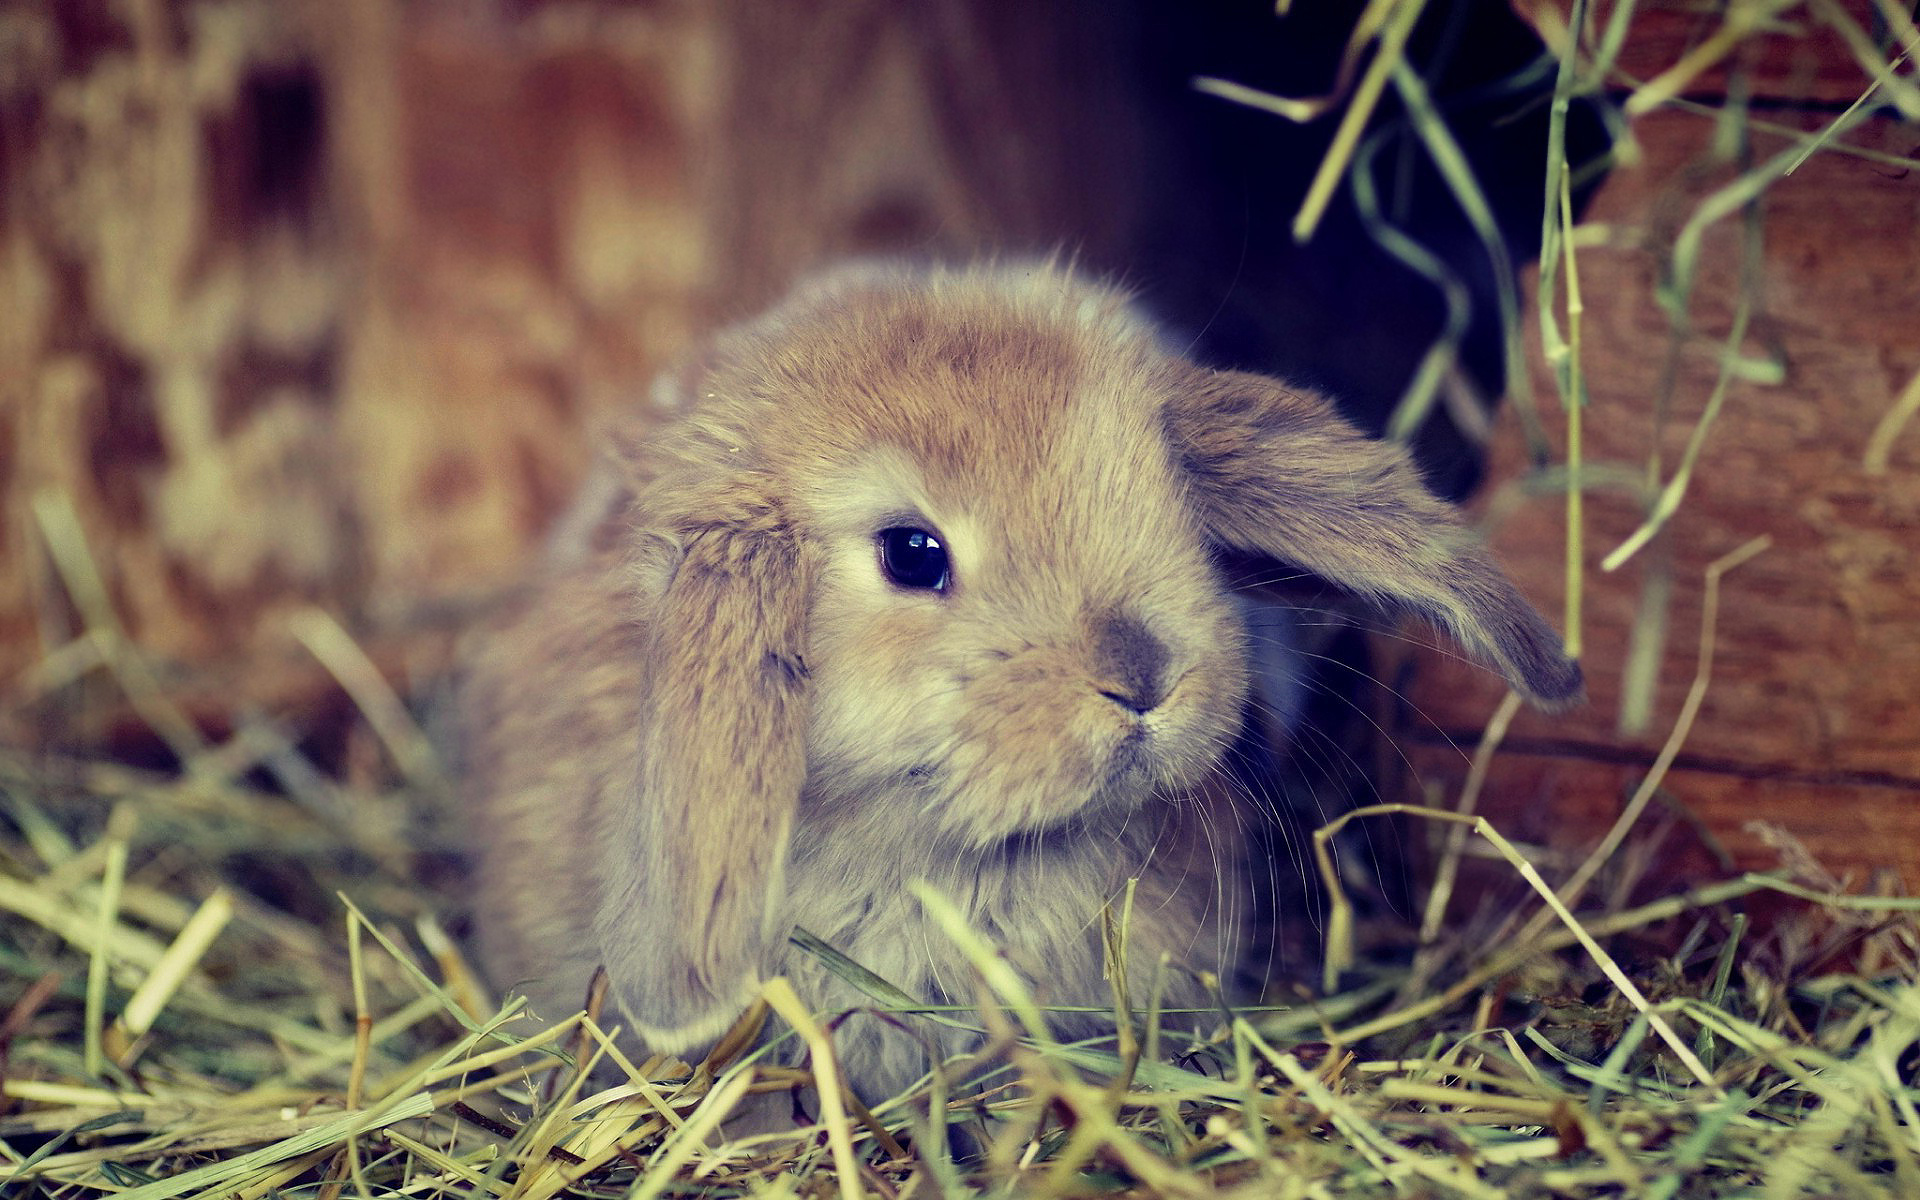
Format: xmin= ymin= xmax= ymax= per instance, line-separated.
xmin=779 ymin=798 xmax=1234 ymax=1099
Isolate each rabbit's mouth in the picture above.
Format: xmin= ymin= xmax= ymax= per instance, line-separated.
xmin=1105 ymin=728 xmax=1155 ymax=785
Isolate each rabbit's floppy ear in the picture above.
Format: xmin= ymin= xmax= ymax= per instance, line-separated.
xmin=1166 ymin=368 xmax=1583 ymax=707
xmin=591 ymin=476 xmax=816 ymax=1050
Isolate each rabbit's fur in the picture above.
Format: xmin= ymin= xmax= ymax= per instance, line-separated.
xmin=457 ymin=261 xmax=1581 ymax=1102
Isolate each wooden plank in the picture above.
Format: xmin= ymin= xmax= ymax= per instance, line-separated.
xmin=1401 ymin=737 xmax=1920 ymax=888
xmin=1592 ymin=0 xmax=1895 ymax=106
xmin=1405 ymin=108 xmax=1920 ymax=882
xmin=0 ymin=2 xmax=715 ymax=701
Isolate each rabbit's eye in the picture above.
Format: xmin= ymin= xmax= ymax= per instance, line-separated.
xmin=877 ymin=527 xmax=950 ymax=591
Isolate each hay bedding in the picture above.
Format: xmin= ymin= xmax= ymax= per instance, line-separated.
xmin=8 ymin=4 xmax=1920 ymax=1197
xmin=3 ymin=642 xmax=1919 ymax=1200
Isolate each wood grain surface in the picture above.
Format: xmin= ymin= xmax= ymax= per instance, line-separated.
xmin=1404 ymin=108 xmax=1920 ymax=883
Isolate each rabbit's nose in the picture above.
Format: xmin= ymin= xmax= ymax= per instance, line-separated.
xmin=1092 ymin=611 xmax=1169 ymax=714
xmin=1099 ymin=685 xmax=1160 ymax=715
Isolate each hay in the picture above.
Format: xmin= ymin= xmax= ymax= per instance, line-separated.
xmin=7 ymin=1 xmax=1920 ymax=1196
xmin=5 ymin=703 xmax=1919 ymax=1196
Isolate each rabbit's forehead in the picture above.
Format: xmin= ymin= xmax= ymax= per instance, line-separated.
xmin=765 ymin=281 xmax=1209 ymax=569
xmin=798 ymin=372 xmax=1203 ymax=586
xmin=790 ymin=322 xmax=1173 ymax=486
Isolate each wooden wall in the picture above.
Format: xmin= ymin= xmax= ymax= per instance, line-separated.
xmin=1404 ymin=7 xmax=1920 ymax=884
xmin=2 ymin=1 xmax=718 ymax=733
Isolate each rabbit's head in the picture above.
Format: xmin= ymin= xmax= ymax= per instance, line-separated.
xmin=594 ymin=262 xmax=1581 ymax=1050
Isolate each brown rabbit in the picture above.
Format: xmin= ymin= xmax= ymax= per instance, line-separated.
xmin=456 ymin=260 xmax=1580 ymax=1102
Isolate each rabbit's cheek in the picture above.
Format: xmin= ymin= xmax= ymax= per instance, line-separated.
xmin=805 ymin=662 xmax=965 ymax=784
xmin=937 ymin=736 xmax=1110 ymax=844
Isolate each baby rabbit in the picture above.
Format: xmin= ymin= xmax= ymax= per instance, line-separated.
xmin=457 ymin=261 xmax=1581 ymax=1103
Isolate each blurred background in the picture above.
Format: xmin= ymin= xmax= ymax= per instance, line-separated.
xmin=1 ymin=0 xmax=1916 ymax=892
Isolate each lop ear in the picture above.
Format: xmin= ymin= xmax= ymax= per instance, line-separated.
xmin=591 ymin=480 xmax=815 ymax=1050
xmin=1166 ymin=368 xmax=1583 ymax=707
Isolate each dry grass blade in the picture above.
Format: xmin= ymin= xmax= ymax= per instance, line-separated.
xmin=1316 ymin=802 xmax=1723 ymax=1091
xmin=1419 ymin=690 xmax=1521 ymax=946
xmin=760 ymin=978 xmax=861 ymax=1200
xmin=290 ymin=607 xmax=447 ymax=792
xmin=106 ymin=886 xmax=233 ymax=1066
xmin=1864 ymin=365 xmax=1920 ymax=475
xmin=1529 ymin=535 xmax=1772 ymax=940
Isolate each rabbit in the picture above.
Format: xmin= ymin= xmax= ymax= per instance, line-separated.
xmin=455 ymin=259 xmax=1582 ymax=1107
